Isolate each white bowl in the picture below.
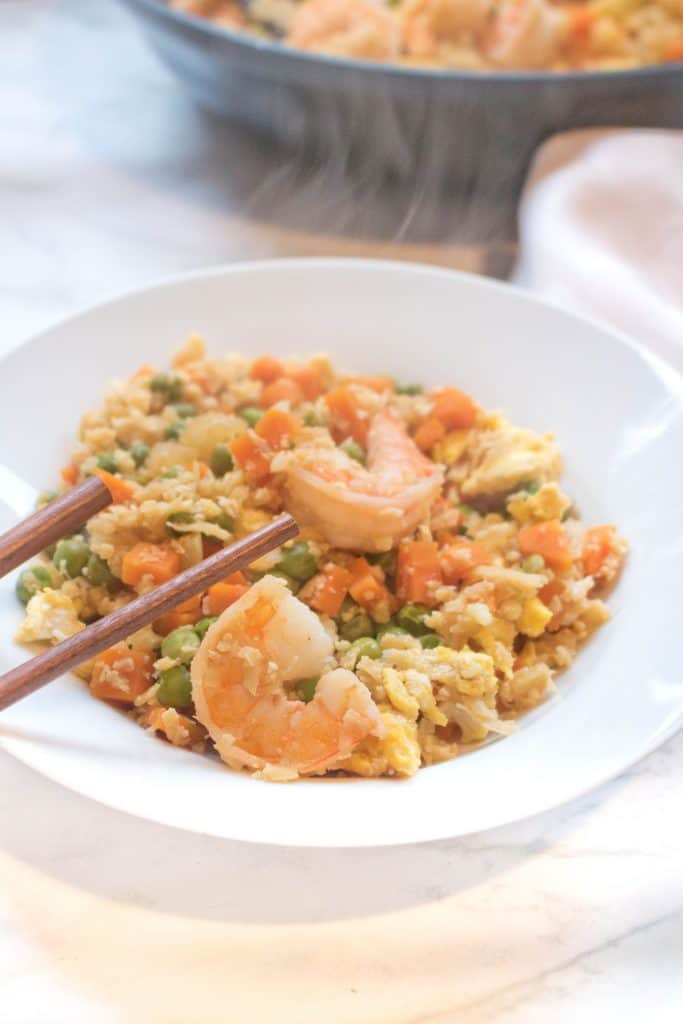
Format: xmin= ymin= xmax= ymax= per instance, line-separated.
xmin=0 ymin=260 xmax=681 ymax=847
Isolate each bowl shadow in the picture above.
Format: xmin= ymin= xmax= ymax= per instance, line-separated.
xmin=0 ymin=746 xmax=628 ymax=925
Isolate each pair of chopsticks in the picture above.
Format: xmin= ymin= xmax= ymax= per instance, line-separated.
xmin=0 ymin=475 xmax=298 ymax=711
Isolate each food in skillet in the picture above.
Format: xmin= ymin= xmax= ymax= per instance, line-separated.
xmin=15 ymin=339 xmax=626 ymax=780
xmin=169 ymin=0 xmax=683 ymax=72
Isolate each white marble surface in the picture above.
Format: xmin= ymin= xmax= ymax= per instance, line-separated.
xmin=1 ymin=3 xmax=682 ymax=1022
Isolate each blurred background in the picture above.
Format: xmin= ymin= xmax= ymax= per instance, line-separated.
xmin=4 ymin=0 xmax=681 ymax=366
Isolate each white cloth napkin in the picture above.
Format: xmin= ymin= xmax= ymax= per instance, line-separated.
xmin=514 ymin=130 xmax=683 ymax=373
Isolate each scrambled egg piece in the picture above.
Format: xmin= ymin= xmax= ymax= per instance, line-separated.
xmin=16 ymin=589 xmax=85 ymax=644
xmin=462 ymin=424 xmax=561 ymax=500
xmin=519 ymin=597 xmax=553 ymax=638
xmin=380 ymin=711 xmax=422 ymax=776
xmin=507 ymin=482 xmax=572 ymax=524
xmin=383 ymin=667 xmax=420 ymax=719
xmin=432 ymin=429 xmax=470 ymax=466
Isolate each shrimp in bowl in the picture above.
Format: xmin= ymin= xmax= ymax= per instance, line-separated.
xmin=282 ymin=409 xmax=444 ymax=551
xmin=192 ymin=575 xmax=385 ymax=779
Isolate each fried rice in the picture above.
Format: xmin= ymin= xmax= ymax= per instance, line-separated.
xmin=15 ymin=336 xmax=627 ymax=779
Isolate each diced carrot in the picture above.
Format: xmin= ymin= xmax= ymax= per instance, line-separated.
xmin=539 ymin=578 xmax=563 ymax=605
xmin=250 ymin=355 xmax=284 ymax=383
xmin=307 ymin=565 xmax=353 ymax=617
xmin=222 ymin=570 xmax=248 ymax=586
xmin=205 ymin=580 xmax=250 ymax=615
xmin=518 ymin=520 xmax=573 ymax=573
xmin=260 ymin=377 xmax=304 ymax=408
xmin=431 ymin=388 xmax=478 ymax=429
xmin=90 ymin=646 xmax=154 ymax=705
xmin=582 ymin=525 xmax=617 ymax=577
xmin=439 ymin=539 xmax=491 ymax=583
xmin=286 ymin=364 xmax=323 ymax=400
xmin=154 ymin=595 xmax=203 ymax=636
xmin=664 ymin=39 xmax=683 ymax=62
xmin=121 ymin=542 xmax=181 ymax=587
xmin=348 ymin=557 xmax=389 ymax=609
xmin=60 ymin=463 xmax=79 ymax=485
xmin=413 ymin=416 xmax=446 ymax=453
xmin=202 ymin=536 xmax=223 ymax=559
xmin=346 ymin=375 xmax=394 ymax=394
xmin=255 ymin=408 xmax=301 ymax=450
xmin=397 ymin=540 xmax=443 ymax=606
xmin=324 ymin=387 xmax=369 ymax=444
xmin=196 ymin=461 xmax=209 ymax=479
xmin=145 ymin=707 xmax=205 ymax=747
xmin=92 ymin=468 xmax=135 ymax=504
xmin=229 ymin=431 xmax=271 ymax=483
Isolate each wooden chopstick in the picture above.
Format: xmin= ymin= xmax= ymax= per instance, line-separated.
xmin=0 ymin=512 xmax=298 ymax=712
xmin=0 ymin=476 xmax=112 ymax=579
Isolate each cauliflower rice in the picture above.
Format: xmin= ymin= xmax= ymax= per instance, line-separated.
xmin=15 ymin=338 xmax=627 ymax=779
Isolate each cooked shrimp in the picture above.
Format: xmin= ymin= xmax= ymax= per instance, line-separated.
xmin=401 ymin=0 xmax=492 ymax=59
xmin=192 ymin=575 xmax=385 ymax=777
xmin=282 ymin=409 xmax=444 ymax=551
xmin=288 ymin=0 xmax=401 ymax=61
xmin=485 ymin=0 xmax=564 ymax=68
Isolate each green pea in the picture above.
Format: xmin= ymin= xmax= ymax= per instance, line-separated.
xmin=519 ymin=480 xmax=540 ymax=496
xmin=297 ymin=676 xmax=319 ymax=703
xmin=340 ymin=439 xmax=366 ymax=464
xmin=302 ymin=410 xmax=321 ymax=427
xmin=420 ymin=633 xmax=441 ymax=649
xmin=375 ymin=620 xmax=409 ymax=640
xmin=156 ymin=664 xmax=192 ymax=708
xmin=167 ymin=510 xmax=194 ymax=534
xmin=85 ymin=553 xmax=115 ymax=588
xmin=16 ymin=565 xmax=52 ymax=605
xmin=396 ymin=602 xmax=431 ymax=636
xmin=96 ymin=452 xmax=118 ymax=473
xmin=161 ymin=626 xmax=200 ymax=665
xmin=36 ymin=490 xmax=57 ymax=509
xmin=211 ymin=444 xmax=234 ymax=477
xmin=164 ymin=420 xmax=185 ymax=441
xmin=172 ymin=403 xmax=196 ymax=418
xmin=210 ymin=512 xmax=235 ymax=533
xmin=149 ymin=373 xmax=183 ymax=402
xmin=239 ymin=407 xmax=263 ymax=428
xmin=395 ymin=382 xmax=423 ymax=395
xmin=194 ymin=616 xmax=217 ymax=640
xmin=129 ymin=441 xmax=150 ymax=467
xmin=349 ymin=637 xmax=381 ymax=662
xmin=162 ymin=465 xmax=183 ymax=479
xmin=369 ymin=550 xmax=396 ymax=577
xmin=276 ymin=541 xmax=318 ymax=582
xmin=521 ymin=554 xmax=545 ymax=573
xmin=339 ymin=608 xmax=375 ymax=642
xmin=268 ymin=570 xmax=300 ymax=593
xmin=53 ymin=536 xmax=90 ymax=578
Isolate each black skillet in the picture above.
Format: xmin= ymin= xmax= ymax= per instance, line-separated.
xmin=117 ymin=0 xmax=683 ymax=240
